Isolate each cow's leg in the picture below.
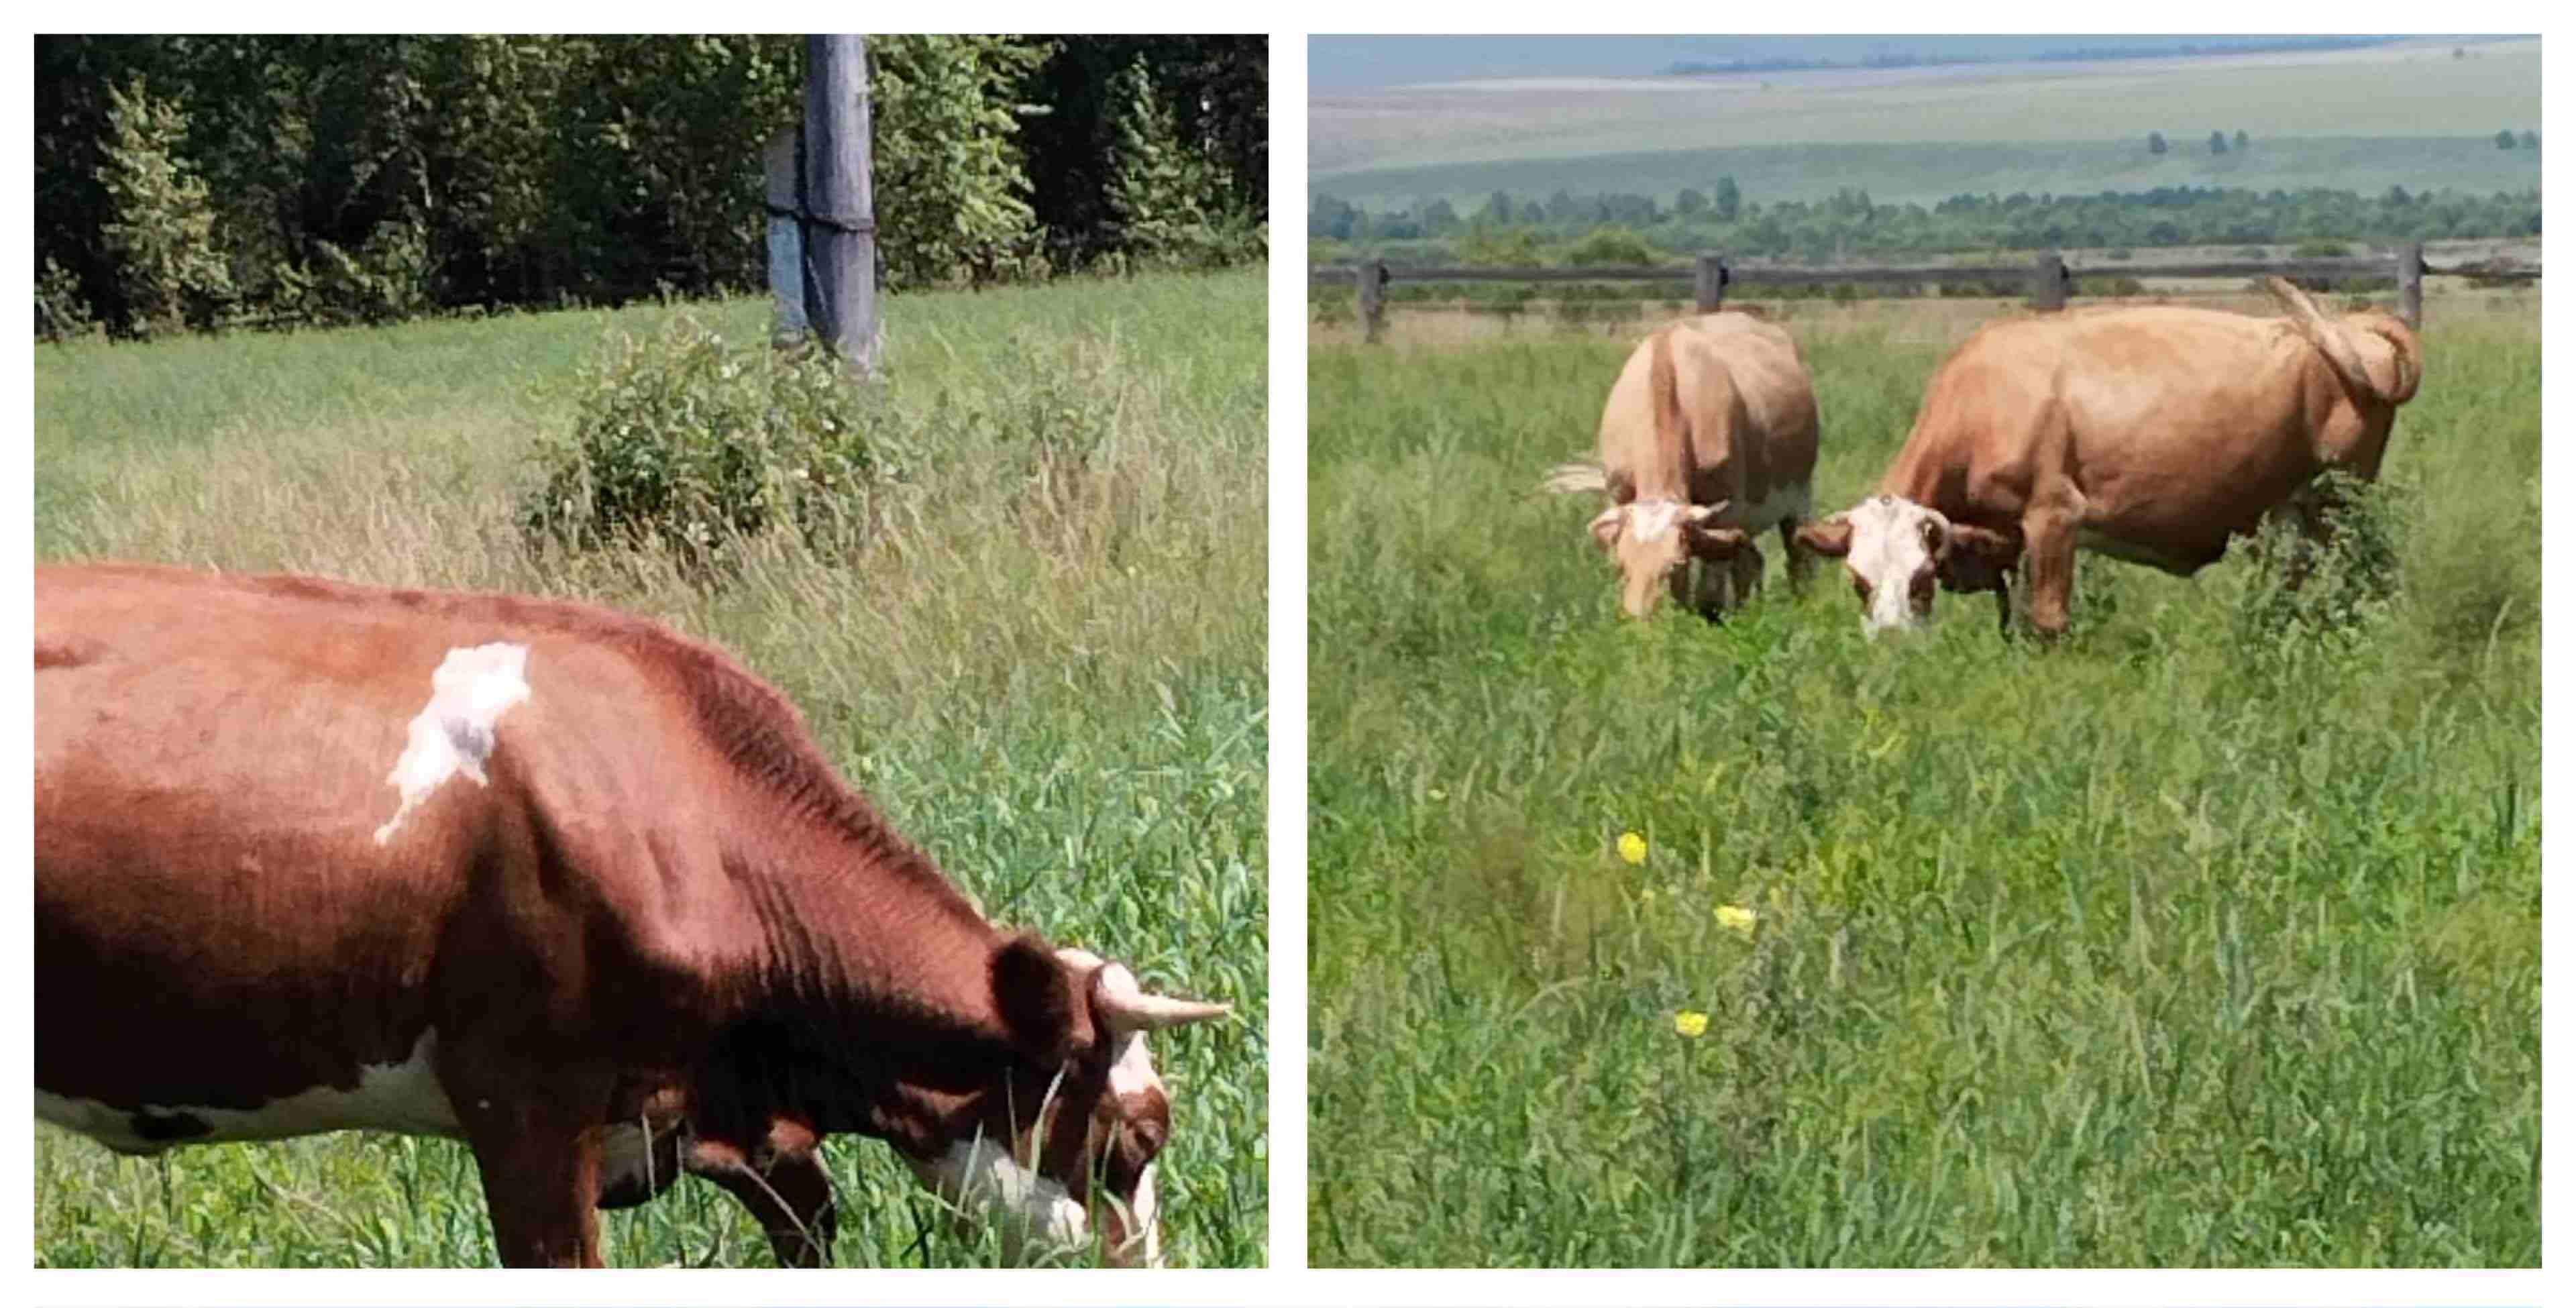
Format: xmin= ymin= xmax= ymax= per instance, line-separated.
xmin=444 ymin=1060 xmax=614 ymax=1267
xmin=684 ymin=1130 xmax=839 ymax=1268
xmin=455 ymin=1101 xmax=611 ymax=1266
xmin=1729 ymin=540 xmax=1764 ymax=608
xmin=2021 ymin=505 xmax=2080 ymax=639
xmin=1778 ymin=518 xmax=1815 ymax=595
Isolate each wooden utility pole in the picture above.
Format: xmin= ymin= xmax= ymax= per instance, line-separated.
xmin=803 ymin=35 xmax=879 ymax=375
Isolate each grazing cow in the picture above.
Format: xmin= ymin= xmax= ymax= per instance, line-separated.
xmin=1545 ymin=313 xmax=1820 ymax=619
xmin=34 ymin=562 xmax=1230 ymax=1268
xmin=1797 ymin=277 xmax=2422 ymax=637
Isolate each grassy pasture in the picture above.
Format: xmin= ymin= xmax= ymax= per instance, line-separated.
xmin=32 ymin=270 xmax=1267 ymax=1267
xmin=1306 ymin=294 xmax=2538 ymax=1266
xmin=1310 ymin=38 xmax=2543 ymax=189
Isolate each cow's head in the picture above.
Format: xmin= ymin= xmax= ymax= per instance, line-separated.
xmin=1796 ymin=495 xmax=2018 ymax=634
xmin=907 ymin=940 xmax=1229 ymax=1266
xmin=1586 ymin=498 xmax=1749 ymax=618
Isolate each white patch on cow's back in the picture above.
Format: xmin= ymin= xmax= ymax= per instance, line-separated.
xmin=375 ymin=643 xmax=531 ymax=844
xmin=907 ymin=1136 xmax=1089 ymax=1260
xmin=36 ymin=1030 xmax=461 ymax=1154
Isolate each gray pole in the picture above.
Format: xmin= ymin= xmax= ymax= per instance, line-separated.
xmin=2398 ymin=241 xmax=2424 ymax=331
xmin=805 ymin=35 xmax=879 ymax=376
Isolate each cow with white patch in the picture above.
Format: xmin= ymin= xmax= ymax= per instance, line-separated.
xmin=1797 ymin=277 xmax=2423 ymax=637
xmin=1545 ymin=312 xmax=1821 ymax=619
xmin=35 ymin=562 xmax=1230 ymax=1268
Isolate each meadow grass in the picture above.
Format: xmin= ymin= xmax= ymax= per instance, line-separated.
xmin=32 ymin=270 xmax=1267 ymax=1268
xmin=1306 ymin=294 xmax=2538 ymax=1266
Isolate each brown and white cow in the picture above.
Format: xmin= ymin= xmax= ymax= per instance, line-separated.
xmin=34 ymin=562 xmax=1230 ymax=1268
xmin=1797 ymin=277 xmax=2422 ymax=637
xmin=1545 ymin=312 xmax=1821 ymax=619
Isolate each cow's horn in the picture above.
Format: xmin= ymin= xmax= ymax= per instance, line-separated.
xmin=1093 ymin=962 xmax=1232 ymax=1030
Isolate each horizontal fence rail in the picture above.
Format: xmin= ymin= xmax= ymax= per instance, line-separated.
xmin=1316 ymin=245 xmax=2538 ymax=342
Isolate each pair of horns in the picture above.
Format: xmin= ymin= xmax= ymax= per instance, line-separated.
xmin=1057 ymin=947 xmax=1232 ymax=1030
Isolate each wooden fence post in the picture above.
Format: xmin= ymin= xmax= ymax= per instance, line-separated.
xmin=1695 ymin=254 xmax=1729 ymax=312
xmin=804 ymin=35 xmax=879 ymax=376
xmin=2031 ymin=252 xmax=2069 ymax=311
xmin=763 ymin=126 xmax=807 ymax=344
xmin=1359 ymin=260 xmax=1387 ymax=344
xmin=2398 ymin=241 xmax=2424 ymax=331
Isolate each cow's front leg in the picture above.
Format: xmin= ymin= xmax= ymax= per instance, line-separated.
xmin=686 ymin=1123 xmax=839 ymax=1268
xmin=449 ymin=1074 xmax=613 ymax=1266
xmin=2021 ymin=505 xmax=2080 ymax=640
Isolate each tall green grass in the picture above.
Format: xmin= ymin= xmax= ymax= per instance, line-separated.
xmin=1307 ymin=295 xmax=2538 ymax=1266
xmin=33 ymin=270 xmax=1267 ymax=1268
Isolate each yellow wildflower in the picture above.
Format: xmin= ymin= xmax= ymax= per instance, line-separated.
xmin=1673 ymin=1010 xmax=1709 ymax=1038
xmin=1617 ymin=831 xmax=1648 ymax=865
xmin=1714 ymin=904 xmax=1758 ymax=937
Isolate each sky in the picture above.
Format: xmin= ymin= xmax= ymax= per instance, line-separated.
xmin=1307 ymin=34 xmax=2437 ymax=91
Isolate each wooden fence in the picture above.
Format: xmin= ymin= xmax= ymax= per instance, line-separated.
xmin=1317 ymin=244 xmax=2539 ymax=343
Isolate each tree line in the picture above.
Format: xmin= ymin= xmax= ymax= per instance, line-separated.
xmin=1309 ymin=181 xmax=2540 ymax=266
xmin=37 ymin=35 xmax=1267 ymax=340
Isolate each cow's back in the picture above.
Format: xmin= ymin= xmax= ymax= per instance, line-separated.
xmin=1888 ymin=304 xmax=2367 ymax=550
xmin=35 ymin=563 xmax=739 ymax=1140
xmin=1597 ymin=313 xmax=1819 ymax=508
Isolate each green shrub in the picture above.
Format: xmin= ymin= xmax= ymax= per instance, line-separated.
xmin=1564 ymin=227 xmax=1660 ymax=267
xmin=2292 ymin=239 xmax=2351 ymax=258
xmin=520 ymin=316 xmax=888 ymax=561
xmin=2234 ymin=470 xmax=2404 ymax=645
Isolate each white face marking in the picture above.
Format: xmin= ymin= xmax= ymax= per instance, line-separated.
xmin=36 ymin=1030 xmax=460 ymax=1153
xmin=907 ymin=1136 xmax=1089 ymax=1261
xmin=1625 ymin=498 xmax=1686 ymax=543
xmin=375 ymin=643 xmax=531 ymax=844
xmin=1837 ymin=496 xmax=1948 ymax=634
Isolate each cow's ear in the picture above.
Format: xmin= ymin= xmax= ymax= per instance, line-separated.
xmin=1937 ymin=523 xmax=2019 ymax=592
xmin=1682 ymin=507 xmax=1750 ymax=559
xmin=994 ymin=933 xmax=1088 ymax=1066
xmin=1587 ymin=506 xmax=1625 ymax=552
xmin=1794 ymin=516 xmax=1854 ymax=557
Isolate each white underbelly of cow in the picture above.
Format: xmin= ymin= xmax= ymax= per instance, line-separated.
xmin=35 ymin=1030 xmax=464 ymax=1154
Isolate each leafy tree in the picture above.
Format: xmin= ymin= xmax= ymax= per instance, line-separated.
xmin=869 ymin=36 xmax=1046 ymax=286
xmin=1675 ymin=187 xmax=1707 ymax=217
xmin=1713 ymin=174 xmax=1741 ymax=222
xmin=2496 ymin=129 xmax=2518 ymax=149
xmin=2234 ymin=129 xmax=2250 ymax=152
xmin=2147 ymin=131 xmax=2167 ymax=155
xmin=2520 ymin=129 xmax=2538 ymax=150
xmin=1100 ymin=52 xmax=1254 ymax=269
xmin=2209 ymin=130 xmax=2228 ymax=155
xmin=97 ymin=76 xmax=233 ymax=336
xmin=1478 ymin=189 xmax=1514 ymax=225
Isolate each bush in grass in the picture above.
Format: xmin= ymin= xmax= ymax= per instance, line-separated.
xmin=520 ymin=316 xmax=888 ymax=561
xmin=2234 ymin=470 xmax=2404 ymax=644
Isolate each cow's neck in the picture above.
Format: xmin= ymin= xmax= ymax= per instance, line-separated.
xmin=702 ymin=797 xmax=1077 ymax=1156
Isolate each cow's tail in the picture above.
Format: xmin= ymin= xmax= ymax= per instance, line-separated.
xmin=2265 ymin=275 xmax=2421 ymax=406
xmin=1541 ymin=461 xmax=1606 ymax=495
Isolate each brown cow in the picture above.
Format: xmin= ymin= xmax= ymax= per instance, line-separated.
xmin=1544 ymin=313 xmax=1821 ymax=619
xmin=1797 ymin=278 xmax=2422 ymax=637
xmin=34 ymin=562 xmax=1230 ymax=1268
